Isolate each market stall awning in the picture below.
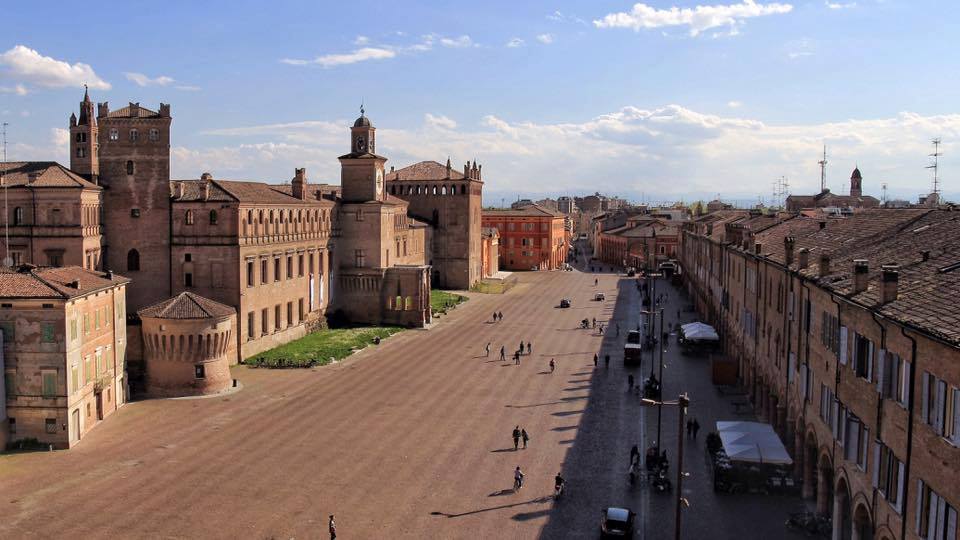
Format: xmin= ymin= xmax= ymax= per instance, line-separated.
xmin=680 ymin=322 xmax=719 ymax=342
xmin=716 ymin=421 xmax=793 ymax=465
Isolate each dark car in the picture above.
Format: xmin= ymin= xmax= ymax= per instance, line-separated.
xmin=559 ymin=298 xmax=571 ymax=308
xmin=601 ymin=507 xmax=636 ymax=537
xmin=626 ymin=330 xmax=641 ymax=345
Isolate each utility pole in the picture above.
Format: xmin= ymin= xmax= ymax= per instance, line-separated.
xmin=927 ymin=138 xmax=942 ymax=196
xmin=818 ymin=145 xmax=828 ymax=192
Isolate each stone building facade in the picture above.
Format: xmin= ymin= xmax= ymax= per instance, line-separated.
xmin=1 ymin=265 xmax=129 ymax=448
xmin=481 ymin=204 xmax=569 ymax=271
xmin=681 ymin=208 xmax=960 ymax=540
xmin=385 ymin=159 xmax=484 ymax=290
xmin=786 ymin=168 xmax=881 ymax=212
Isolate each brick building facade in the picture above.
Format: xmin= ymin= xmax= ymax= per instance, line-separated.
xmin=681 ymin=208 xmax=960 ymax=540
xmin=1 ymin=266 xmax=129 ymax=448
xmin=481 ymin=204 xmax=569 ymax=271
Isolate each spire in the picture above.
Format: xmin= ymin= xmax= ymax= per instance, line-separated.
xmin=83 ymin=84 xmax=90 ymax=102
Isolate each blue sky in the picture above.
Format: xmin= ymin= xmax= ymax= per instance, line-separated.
xmin=2 ymin=0 xmax=959 ymax=205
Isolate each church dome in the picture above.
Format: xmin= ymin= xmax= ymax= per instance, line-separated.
xmin=354 ymin=114 xmax=372 ymax=128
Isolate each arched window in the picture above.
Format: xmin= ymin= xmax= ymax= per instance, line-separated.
xmin=13 ymin=206 xmax=23 ymax=225
xmin=209 ymin=210 xmax=218 ymax=225
xmin=432 ymin=186 xmax=438 ymax=195
xmin=450 ymin=185 xmax=457 ymax=195
xmin=247 ymin=210 xmax=253 ymax=223
xmin=441 ymin=185 xmax=447 ymax=195
xmin=185 ymin=210 xmax=194 ymax=225
xmin=127 ymin=249 xmax=140 ymax=271
xmin=126 ymin=160 xmax=135 ymax=175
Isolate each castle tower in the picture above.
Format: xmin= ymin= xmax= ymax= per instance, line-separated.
xmin=97 ymin=101 xmax=173 ymax=311
xmin=69 ymin=86 xmax=99 ymax=180
xmin=850 ymin=167 xmax=863 ymax=198
xmin=338 ymin=108 xmax=386 ymax=203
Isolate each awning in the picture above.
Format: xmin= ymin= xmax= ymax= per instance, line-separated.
xmin=716 ymin=421 xmax=793 ymax=465
xmin=680 ymin=322 xmax=719 ymax=342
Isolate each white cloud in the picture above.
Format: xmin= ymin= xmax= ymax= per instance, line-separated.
xmin=425 ymin=113 xmax=458 ymax=130
xmin=0 ymin=45 xmax=110 ymax=90
xmin=536 ymin=33 xmax=555 ymax=44
xmin=727 ymin=100 xmax=743 ymax=108
xmin=0 ymin=84 xmax=28 ymax=95
xmin=594 ymin=1 xmax=794 ymax=36
xmin=175 ymin=85 xmax=202 ymax=92
xmin=786 ymin=37 xmax=814 ymax=59
xmin=125 ymin=72 xmax=175 ymax=87
xmin=506 ymin=38 xmax=526 ymax=48
xmin=547 ymin=11 xmax=588 ymax=25
xmin=281 ymin=47 xmax=396 ymax=67
xmin=354 ymin=35 xmax=370 ymax=45
xmin=825 ymin=1 xmax=856 ymax=8
xmin=439 ymin=35 xmax=475 ymax=48
xmin=182 ymin=105 xmax=960 ymax=203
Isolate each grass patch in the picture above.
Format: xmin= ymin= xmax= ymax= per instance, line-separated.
xmin=431 ymin=289 xmax=467 ymax=315
xmin=244 ymin=326 xmax=403 ymax=368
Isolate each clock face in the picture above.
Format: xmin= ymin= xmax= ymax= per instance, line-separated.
xmin=356 ymin=136 xmax=366 ymax=152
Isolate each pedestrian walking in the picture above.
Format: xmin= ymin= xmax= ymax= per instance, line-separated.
xmin=593 ymin=353 xmax=599 ymax=367
xmin=595 ymin=277 xmax=598 ymax=286
xmin=686 ymin=418 xmax=693 ymax=438
xmin=630 ymin=444 xmax=640 ymax=466
xmin=329 ymin=515 xmax=336 ymax=540
xmin=592 ymin=317 xmax=596 ymax=329
xmin=498 ymin=311 xmax=503 ymax=321
xmin=519 ymin=340 xmax=525 ymax=354
xmin=492 ymin=312 xmax=498 ymax=323
xmin=693 ymin=418 xmax=701 ymax=440
xmin=616 ymin=323 xmax=620 ymax=337
xmin=599 ymin=324 xmax=604 ymax=335
xmin=527 ymin=342 xmax=532 ymax=355
xmin=485 ymin=342 xmax=491 ymax=357
xmin=514 ymin=466 xmax=524 ymax=490
xmin=515 ymin=351 xmax=521 ymax=365
xmin=500 ymin=346 xmax=506 ymax=362
xmin=549 ymin=358 xmax=556 ymax=373
xmin=513 ymin=426 xmax=521 ymax=450
xmin=521 ymin=428 xmax=530 ymax=449
xmin=605 ymin=354 xmax=610 ymax=368
xmin=628 ymin=373 xmax=634 ymax=390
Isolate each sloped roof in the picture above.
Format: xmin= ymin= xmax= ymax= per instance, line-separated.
xmin=171 ymin=179 xmax=320 ymax=205
xmin=385 ymin=161 xmax=467 ymax=181
xmin=483 ymin=204 xmax=564 ymax=218
xmin=106 ymin=104 xmax=159 ymax=118
xmin=0 ymin=265 xmax=128 ymax=299
xmin=138 ymin=292 xmax=235 ymax=320
xmin=0 ymin=162 xmax=100 ymax=189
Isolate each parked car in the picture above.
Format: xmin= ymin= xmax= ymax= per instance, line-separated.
xmin=594 ymin=292 xmax=606 ymax=301
xmin=600 ymin=507 xmax=636 ymax=537
xmin=559 ymin=298 xmax=571 ymax=308
xmin=626 ymin=330 xmax=641 ymax=344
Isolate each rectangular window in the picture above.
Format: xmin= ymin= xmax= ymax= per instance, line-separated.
xmin=0 ymin=321 xmax=14 ymax=344
xmin=129 ymin=128 xmax=139 ymax=142
xmin=247 ymin=312 xmax=255 ymax=340
xmin=287 ymin=256 xmax=293 ymax=279
xmin=875 ymin=442 xmax=903 ymax=511
xmin=298 ymin=254 xmax=304 ymax=277
xmin=261 ymin=308 xmax=269 ymax=335
xmin=287 ymin=302 xmax=293 ymax=327
xmin=298 ymin=298 xmax=305 ymax=321
xmin=194 ymin=364 xmax=205 ymax=379
xmin=247 ymin=261 xmax=255 ymax=287
xmin=853 ymin=333 xmax=874 ymax=381
xmin=274 ymin=258 xmax=281 ymax=281
xmin=84 ymin=356 xmax=92 ymax=383
xmin=184 ymin=273 xmax=193 ymax=287
xmin=355 ymin=249 xmax=365 ymax=268
xmin=41 ymin=322 xmax=55 ymax=343
xmin=109 ymin=128 xmax=119 ymax=141
xmin=42 ymin=370 xmax=57 ymax=398
xmin=275 ymin=305 xmax=282 ymax=331
xmin=916 ymin=479 xmax=958 ymax=540
xmin=94 ymin=310 xmax=100 ymax=330
xmin=261 ymin=259 xmax=268 ymax=284
xmin=149 ymin=128 xmax=159 ymax=141
xmin=45 ymin=418 xmax=57 ymax=434
xmin=71 ymin=363 xmax=79 ymax=393
xmin=949 ymin=387 xmax=960 ymax=446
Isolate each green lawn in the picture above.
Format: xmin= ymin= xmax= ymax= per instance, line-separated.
xmin=431 ymin=289 xmax=467 ymax=314
xmin=244 ymin=326 xmax=403 ymax=368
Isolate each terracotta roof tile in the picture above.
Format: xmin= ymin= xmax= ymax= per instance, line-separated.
xmin=385 ymin=161 xmax=466 ymax=181
xmin=0 ymin=266 xmax=128 ymax=299
xmin=138 ymin=292 xmax=235 ymax=320
xmin=0 ymin=162 xmax=99 ymax=189
xmin=483 ymin=204 xmax=564 ymax=218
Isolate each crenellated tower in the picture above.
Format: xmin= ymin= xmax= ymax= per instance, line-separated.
xmin=69 ymin=86 xmax=99 ymax=180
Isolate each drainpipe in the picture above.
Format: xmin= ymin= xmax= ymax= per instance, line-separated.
xmin=869 ymin=310 xmax=887 ymax=529
xmin=898 ymin=326 xmax=917 ymax=540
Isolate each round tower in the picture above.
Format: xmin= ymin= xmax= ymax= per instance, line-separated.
xmin=138 ymin=292 xmax=236 ymax=397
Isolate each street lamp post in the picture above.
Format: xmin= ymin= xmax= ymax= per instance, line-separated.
xmin=642 ymin=272 xmax=665 ymax=445
xmin=642 ymin=392 xmax=691 ymax=540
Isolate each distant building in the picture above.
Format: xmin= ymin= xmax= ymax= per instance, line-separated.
xmin=1 ymin=265 xmax=129 ymax=448
xmin=482 ymin=205 xmax=568 ymax=270
xmin=785 ymin=168 xmax=881 ymax=212
xmin=511 ymin=198 xmax=535 ymax=210
xmin=557 ymin=196 xmax=576 ymax=214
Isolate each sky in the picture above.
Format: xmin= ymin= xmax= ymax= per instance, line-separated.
xmin=1 ymin=0 xmax=959 ymax=206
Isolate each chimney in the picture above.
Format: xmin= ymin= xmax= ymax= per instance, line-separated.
xmin=292 ymin=168 xmax=307 ymax=200
xmin=784 ymin=236 xmax=796 ymax=266
xmin=68 ymin=279 xmax=80 ymax=289
xmin=754 ymin=242 xmax=762 ymax=255
xmin=819 ymin=254 xmax=831 ymax=277
xmin=201 ymin=172 xmax=212 ymax=200
xmin=105 ymin=270 xmax=113 ymax=280
xmin=880 ymin=264 xmax=899 ymax=304
xmin=852 ymin=259 xmax=869 ymax=294
xmin=175 ymin=181 xmax=185 ymax=199
xmin=201 ymin=172 xmax=213 ymax=181
xmin=798 ymin=248 xmax=809 ymax=270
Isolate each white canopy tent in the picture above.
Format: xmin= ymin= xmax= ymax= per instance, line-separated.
xmin=680 ymin=322 xmax=719 ymax=342
xmin=716 ymin=421 xmax=793 ymax=465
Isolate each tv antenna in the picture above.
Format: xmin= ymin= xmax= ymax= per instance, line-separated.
xmin=818 ymin=145 xmax=828 ymax=192
xmin=881 ymin=182 xmax=888 ymax=204
xmin=926 ymin=138 xmax=942 ymax=195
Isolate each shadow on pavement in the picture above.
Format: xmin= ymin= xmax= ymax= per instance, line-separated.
xmin=430 ymin=496 xmax=552 ymax=519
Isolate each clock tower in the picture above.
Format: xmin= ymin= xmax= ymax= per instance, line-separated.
xmin=339 ymin=108 xmax=387 ymax=203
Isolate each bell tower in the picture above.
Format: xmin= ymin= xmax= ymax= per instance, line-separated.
xmin=69 ymin=85 xmax=99 ymax=180
xmin=850 ymin=167 xmax=863 ymax=198
xmin=339 ymin=108 xmax=386 ymax=203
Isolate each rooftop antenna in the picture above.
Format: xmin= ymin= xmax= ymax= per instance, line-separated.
xmin=881 ymin=182 xmax=888 ymax=204
xmin=818 ymin=144 xmax=828 ymax=192
xmin=926 ymin=138 xmax=942 ymax=195
xmin=2 ymin=121 xmax=9 ymax=267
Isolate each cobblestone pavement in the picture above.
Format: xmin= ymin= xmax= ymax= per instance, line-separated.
xmin=0 ymin=268 xmax=807 ymax=539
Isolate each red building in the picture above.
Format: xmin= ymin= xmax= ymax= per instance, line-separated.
xmin=481 ymin=205 xmax=568 ymax=270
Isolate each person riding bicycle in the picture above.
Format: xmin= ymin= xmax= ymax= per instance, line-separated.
xmin=514 ymin=466 xmax=525 ymax=490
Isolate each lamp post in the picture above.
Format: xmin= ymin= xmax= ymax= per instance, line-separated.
xmin=642 ymin=392 xmax=691 ymax=540
xmin=642 ymin=272 xmax=665 ymax=445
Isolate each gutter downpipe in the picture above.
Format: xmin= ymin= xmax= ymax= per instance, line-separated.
xmin=869 ymin=310 xmax=887 ymax=525
xmin=899 ymin=326 xmax=918 ymax=540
